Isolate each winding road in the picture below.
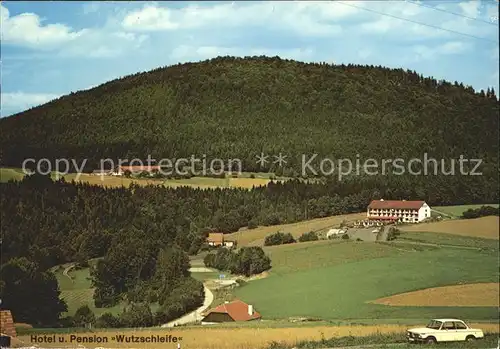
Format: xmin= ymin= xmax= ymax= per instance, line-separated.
xmin=160 ymin=283 xmax=214 ymax=328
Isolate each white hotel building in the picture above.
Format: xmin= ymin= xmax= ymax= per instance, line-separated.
xmin=367 ymin=199 xmax=431 ymax=223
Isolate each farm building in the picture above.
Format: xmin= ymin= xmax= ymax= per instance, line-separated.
xmin=367 ymin=199 xmax=431 ymax=223
xmin=201 ymin=300 xmax=261 ymax=324
xmin=206 ymin=233 xmax=235 ymax=247
xmin=326 ymin=228 xmax=346 ymax=238
xmin=0 ymin=310 xmax=16 ymax=338
xmin=112 ymin=165 xmax=161 ymax=176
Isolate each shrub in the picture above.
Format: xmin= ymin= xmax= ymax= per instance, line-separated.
xmin=341 ymin=234 xmax=350 ymax=240
xmin=462 ymin=205 xmax=499 ymax=219
xmin=73 ymin=305 xmax=95 ymax=328
xmin=264 ymin=232 xmax=296 ymax=246
xmin=298 ymin=231 xmax=319 ymax=242
xmin=96 ymin=313 xmax=121 ymax=328
xmin=386 ymin=227 xmax=401 ymax=241
xmin=204 ymin=247 xmax=271 ymax=277
xmin=247 ymin=220 xmax=258 ymax=229
xmin=119 ymin=303 xmax=153 ymax=328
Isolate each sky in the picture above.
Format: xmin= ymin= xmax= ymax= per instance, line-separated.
xmin=1 ymin=0 xmax=499 ymax=117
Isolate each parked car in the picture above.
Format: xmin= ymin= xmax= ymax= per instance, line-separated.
xmin=406 ymin=318 xmax=484 ymax=344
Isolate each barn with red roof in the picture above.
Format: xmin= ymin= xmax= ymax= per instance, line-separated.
xmin=201 ymin=299 xmax=261 ymax=324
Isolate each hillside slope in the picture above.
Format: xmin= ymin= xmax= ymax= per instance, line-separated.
xmin=1 ymin=56 xmax=498 ymax=175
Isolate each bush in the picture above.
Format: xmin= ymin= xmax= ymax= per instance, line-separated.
xmin=264 ymin=232 xmax=296 ymax=246
xmin=462 ymin=205 xmax=499 ymax=219
xmin=204 ymin=247 xmax=271 ymax=277
xmin=96 ymin=313 xmax=121 ymax=328
xmin=119 ymin=303 xmax=153 ymax=328
xmin=341 ymin=234 xmax=350 ymax=240
xmin=356 ymin=238 xmax=363 ymax=241
xmin=386 ymin=227 xmax=400 ymax=241
xmin=298 ymin=231 xmax=319 ymax=242
xmin=73 ymin=305 xmax=96 ymax=328
xmin=230 ymin=247 xmax=271 ymax=276
xmin=247 ymin=220 xmax=258 ymax=229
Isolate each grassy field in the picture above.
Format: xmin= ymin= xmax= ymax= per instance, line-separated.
xmin=0 ymin=167 xmax=26 ymax=182
xmin=53 ymin=264 xmax=160 ymax=317
xmin=233 ymin=236 xmax=499 ymax=321
xmin=227 ymin=213 xmax=365 ymax=246
xmin=262 ymin=240 xmax=399 ymax=275
xmin=14 ymin=324 xmax=500 ymax=349
xmin=54 ymin=265 xmax=123 ymax=316
xmin=395 ymin=231 xmax=499 ymax=250
xmin=434 ymin=204 xmax=499 ymax=217
xmin=400 ymin=216 xmax=499 ymax=240
xmin=0 ymin=167 xmax=283 ymax=189
xmin=371 ymin=283 xmax=499 ymax=307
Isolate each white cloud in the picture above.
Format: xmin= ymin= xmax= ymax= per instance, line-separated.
xmin=458 ymin=1 xmax=480 ymax=18
xmin=121 ymin=2 xmax=346 ymax=37
xmin=358 ymin=1 xmax=496 ymax=41
xmin=0 ymin=4 xmax=148 ymax=58
xmin=0 ymin=4 xmax=84 ymax=47
xmin=1 ymin=92 xmax=61 ymax=116
xmin=412 ymin=41 xmax=471 ymax=61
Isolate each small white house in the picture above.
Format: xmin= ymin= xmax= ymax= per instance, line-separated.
xmin=327 ymin=228 xmax=346 ymax=238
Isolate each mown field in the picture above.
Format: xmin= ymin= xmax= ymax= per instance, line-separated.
xmin=400 ymin=216 xmax=499 ymax=240
xmin=227 ymin=213 xmax=365 ymax=246
xmin=234 ymin=232 xmax=499 ymax=321
xmin=371 ymin=283 xmax=499 ymax=307
xmin=434 ymin=204 xmax=499 ymax=217
xmin=0 ymin=167 xmax=284 ymax=189
xmin=15 ymin=324 xmax=500 ymax=349
xmin=53 ymin=264 xmax=160 ymax=317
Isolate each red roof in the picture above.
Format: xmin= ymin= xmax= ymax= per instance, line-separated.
xmin=204 ymin=300 xmax=261 ymax=321
xmin=368 ymin=200 xmax=425 ymax=210
xmin=119 ymin=165 xmax=160 ymax=172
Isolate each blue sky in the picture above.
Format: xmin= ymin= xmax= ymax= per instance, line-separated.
xmin=1 ymin=0 xmax=498 ymax=117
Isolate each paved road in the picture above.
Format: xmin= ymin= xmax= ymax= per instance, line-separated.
xmin=160 ymin=283 xmax=214 ymax=328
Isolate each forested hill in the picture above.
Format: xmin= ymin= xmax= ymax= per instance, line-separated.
xmin=1 ymin=55 xmax=498 ymax=173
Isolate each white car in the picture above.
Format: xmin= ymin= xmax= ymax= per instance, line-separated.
xmin=406 ymin=318 xmax=484 ymax=344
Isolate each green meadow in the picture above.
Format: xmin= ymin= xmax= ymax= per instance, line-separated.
xmin=235 ymin=234 xmax=499 ymax=322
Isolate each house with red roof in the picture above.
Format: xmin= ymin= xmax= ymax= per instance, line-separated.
xmin=367 ymin=199 xmax=431 ymax=223
xmin=206 ymin=233 xmax=235 ymax=248
xmin=201 ymin=300 xmax=261 ymax=324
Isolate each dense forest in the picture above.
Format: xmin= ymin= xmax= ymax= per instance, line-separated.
xmin=0 ymin=56 xmax=498 ymax=175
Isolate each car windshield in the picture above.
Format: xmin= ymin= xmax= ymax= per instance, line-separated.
xmin=426 ymin=320 xmax=442 ymax=329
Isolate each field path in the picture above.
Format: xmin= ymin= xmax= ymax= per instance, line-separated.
xmin=63 ymin=264 xmax=75 ymax=280
xmin=160 ymin=283 xmax=214 ymax=328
